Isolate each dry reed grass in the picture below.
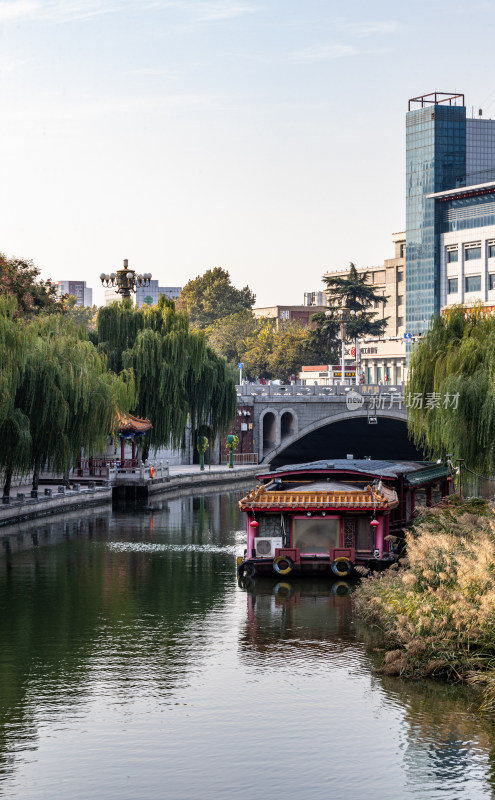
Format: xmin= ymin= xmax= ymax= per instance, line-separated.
xmin=354 ymin=498 xmax=495 ymax=708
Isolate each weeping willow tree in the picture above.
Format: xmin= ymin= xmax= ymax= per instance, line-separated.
xmin=407 ymin=306 xmax=495 ymax=473
xmin=0 ymin=296 xmax=27 ymax=427
xmin=0 ymin=305 xmax=134 ymax=496
xmin=97 ymin=296 xmax=237 ymax=457
xmin=0 ymin=297 xmax=31 ymax=495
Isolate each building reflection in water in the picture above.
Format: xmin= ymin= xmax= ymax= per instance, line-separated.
xmin=1 ymin=487 xmax=495 ymax=800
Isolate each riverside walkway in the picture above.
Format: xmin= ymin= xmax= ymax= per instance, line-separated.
xmin=0 ymin=463 xmax=259 ymax=529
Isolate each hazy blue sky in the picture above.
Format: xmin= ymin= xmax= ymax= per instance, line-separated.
xmin=1 ymin=0 xmax=495 ymax=306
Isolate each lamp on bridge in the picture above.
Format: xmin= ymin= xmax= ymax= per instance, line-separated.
xmin=100 ymin=259 xmax=152 ymax=300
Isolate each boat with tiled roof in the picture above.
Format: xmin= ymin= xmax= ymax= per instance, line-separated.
xmin=237 ymin=458 xmax=452 ymax=579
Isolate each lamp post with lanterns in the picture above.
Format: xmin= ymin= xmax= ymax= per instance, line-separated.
xmin=100 ymin=259 xmax=152 ymax=300
xmin=326 ymin=306 xmax=356 ymax=384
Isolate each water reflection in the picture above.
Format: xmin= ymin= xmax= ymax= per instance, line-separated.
xmin=0 ymin=489 xmax=495 ymax=799
xmin=238 ymin=577 xmax=495 ymax=800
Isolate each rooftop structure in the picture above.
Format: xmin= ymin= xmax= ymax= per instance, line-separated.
xmin=252 ymin=304 xmax=327 ymax=326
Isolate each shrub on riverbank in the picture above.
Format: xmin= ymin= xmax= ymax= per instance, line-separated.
xmin=355 ymin=499 xmax=495 ymax=701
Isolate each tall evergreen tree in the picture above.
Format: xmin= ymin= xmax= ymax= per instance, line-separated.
xmin=323 ymin=263 xmax=389 ymax=338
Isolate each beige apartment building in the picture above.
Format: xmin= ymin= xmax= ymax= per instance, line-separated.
xmin=252 ymin=304 xmax=327 ymax=326
xmin=322 ymin=233 xmax=407 ymax=384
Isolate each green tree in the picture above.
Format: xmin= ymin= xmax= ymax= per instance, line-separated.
xmin=406 ymin=306 xmax=495 ymax=473
xmin=304 ymin=312 xmax=340 ymax=366
xmin=323 ymin=263 xmax=389 ymax=338
xmin=177 ymin=267 xmax=255 ymax=329
xmin=62 ymin=296 xmax=99 ymax=331
xmin=97 ymin=297 xmax=236 ymax=458
xmin=0 ymin=253 xmax=60 ymax=316
xmin=242 ymin=321 xmax=276 ymax=380
xmin=0 ymin=307 xmax=133 ymax=497
xmin=267 ymin=321 xmax=311 ymax=381
xmin=206 ymin=309 xmax=258 ymax=364
xmin=305 ymin=264 xmax=389 ymax=367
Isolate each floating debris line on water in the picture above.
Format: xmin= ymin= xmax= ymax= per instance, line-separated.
xmin=107 ymin=542 xmax=239 ymax=555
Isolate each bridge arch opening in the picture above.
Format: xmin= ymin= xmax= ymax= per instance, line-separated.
xmin=262 ymin=412 xmax=277 ymax=454
xmin=281 ymin=411 xmax=295 ymax=439
xmin=270 ymin=416 xmax=425 ymax=469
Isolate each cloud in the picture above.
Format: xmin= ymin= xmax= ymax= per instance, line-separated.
xmin=0 ymin=1 xmax=40 ymax=21
xmin=5 ymin=91 xmax=230 ymax=124
xmin=0 ymin=56 xmax=32 ymax=73
xmin=0 ymin=0 xmax=136 ymax=23
xmin=281 ymin=18 xmax=397 ymax=64
xmin=190 ymin=2 xmax=253 ymax=22
xmin=287 ymin=43 xmax=361 ymax=63
xmin=336 ymin=20 xmax=398 ymax=38
xmin=0 ymin=0 xmax=254 ymax=24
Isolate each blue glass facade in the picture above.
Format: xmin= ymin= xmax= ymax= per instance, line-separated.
xmin=440 ymin=192 xmax=495 ymax=233
xmin=466 ymin=119 xmax=495 ymax=184
xmin=405 ymin=105 xmax=466 ymax=336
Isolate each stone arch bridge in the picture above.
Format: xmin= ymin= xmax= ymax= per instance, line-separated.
xmin=236 ymin=383 xmax=417 ymax=467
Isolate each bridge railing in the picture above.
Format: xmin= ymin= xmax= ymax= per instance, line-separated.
xmin=236 ymin=384 xmax=404 ymax=398
xmin=220 ymin=453 xmax=259 ymax=465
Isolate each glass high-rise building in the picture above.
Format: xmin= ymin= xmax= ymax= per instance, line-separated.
xmin=405 ymin=92 xmax=495 ymax=338
xmin=405 ymin=94 xmax=466 ymax=337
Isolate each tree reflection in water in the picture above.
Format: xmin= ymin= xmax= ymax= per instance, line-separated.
xmin=0 ymin=490 xmax=495 ymax=800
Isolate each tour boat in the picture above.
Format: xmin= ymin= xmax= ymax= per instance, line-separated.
xmin=237 ymin=459 xmax=451 ymax=579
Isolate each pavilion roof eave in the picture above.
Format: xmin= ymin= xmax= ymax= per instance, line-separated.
xmin=117 ymin=411 xmax=153 ymax=435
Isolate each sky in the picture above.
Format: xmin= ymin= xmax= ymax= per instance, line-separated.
xmin=2 ymin=0 xmax=495 ymax=307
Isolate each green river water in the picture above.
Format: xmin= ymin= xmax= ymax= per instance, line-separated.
xmin=0 ymin=485 xmax=494 ymax=800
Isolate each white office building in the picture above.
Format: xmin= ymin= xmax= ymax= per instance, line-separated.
xmin=55 ymin=281 xmax=93 ymax=306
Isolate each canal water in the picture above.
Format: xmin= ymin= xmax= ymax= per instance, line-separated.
xmin=1 ymin=486 xmax=494 ymax=800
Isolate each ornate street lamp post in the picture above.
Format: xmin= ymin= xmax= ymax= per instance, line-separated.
xmin=326 ymin=306 xmax=356 ymax=384
xmin=100 ymin=259 xmax=152 ymax=300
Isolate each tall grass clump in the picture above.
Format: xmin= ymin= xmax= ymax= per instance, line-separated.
xmin=355 ymin=500 xmax=495 ymax=706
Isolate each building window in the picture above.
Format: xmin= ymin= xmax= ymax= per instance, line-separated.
xmin=397 ymin=316 xmax=403 ymax=327
xmin=465 ymin=275 xmax=481 ymax=292
xmin=397 ymin=295 xmax=403 ymax=305
xmin=279 ymin=310 xmax=290 ymax=320
xmin=447 ymin=249 xmax=458 ymax=263
xmin=397 ymin=272 xmax=404 ymax=282
xmin=447 ymin=278 xmax=458 ymax=294
xmin=373 ymin=271 xmax=385 ymax=284
xmin=489 ymin=245 xmax=495 ymax=259
xmin=399 ymin=244 xmax=405 ymax=258
xmin=465 ymin=246 xmax=481 ymax=260
xmin=489 ymin=274 xmax=495 ymax=290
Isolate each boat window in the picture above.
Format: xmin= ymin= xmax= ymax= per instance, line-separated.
xmin=356 ymin=517 xmax=373 ymax=551
xmin=291 ymin=518 xmax=339 ymax=553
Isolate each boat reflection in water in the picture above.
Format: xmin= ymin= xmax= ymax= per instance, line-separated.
xmin=236 ymin=577 xmax=495 ymax=800
xmin=238 ymin=577 xmax=364 ymax=661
